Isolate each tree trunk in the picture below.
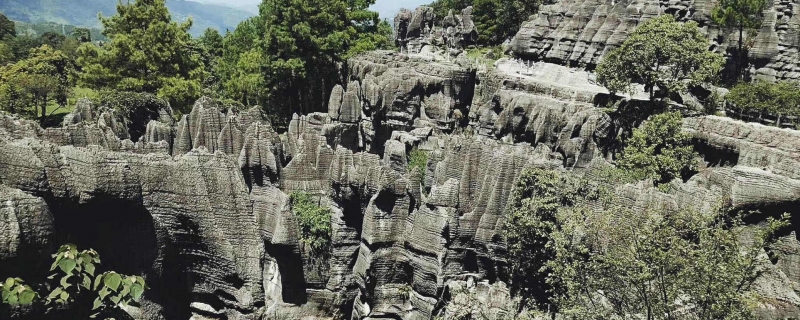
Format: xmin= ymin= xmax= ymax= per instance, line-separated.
xmin=40 ymin=99 xmax=47 ymax=127
xmin=738 ymin=24 xmax=744 ymax=81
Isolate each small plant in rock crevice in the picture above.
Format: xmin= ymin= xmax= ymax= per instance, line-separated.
xmin=290 ymin=192 xmax=333 ymax=256
xmin=408 ymin=148 xmax=429 ymax=180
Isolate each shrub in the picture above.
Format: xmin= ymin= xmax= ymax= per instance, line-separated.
xmin=408 ymin=148 xmax=429 ymax=179
xmin=290 ymin=192 xmax=332 ymax=255
xmin=550 ymin=203 xmax=788 ymax=319
xmin=504 ymin=168 xmax=602 ymax=309
xmin=617 ymin=112 xmax=698 ymax=187
xmin=1 ymin=244 xmax=147 ymax=318
xmin=727 ymin=80 xmax=800 ymax=116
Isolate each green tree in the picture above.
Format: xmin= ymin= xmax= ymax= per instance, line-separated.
xmin=596 ymin=15 xmax=724 ymax=101
xmin=504 ymin=168 xmax=601 ymax=309
xmin=258 ymin=0 xmax=385 ymax=117
xmin=727 ymin=80 xmax=800 ymax=118
xmin=39 ymin=32 xmax=66 ymax=48
xmin=550 ymin=202 xmax=787 ymax=320
xmin=0 ymin=45 xmax=74 ymax=125
xmin=0 ymin=13 xmax=15 ymax=40
xmin=197 ymin=28 xmax=223 ymax=59
xmin=77 ymin=0 xmax=206 ymax=113
xmin=712 ymin=0 xmax=768 ymax=80
xmin=71 ymin=28 xmax=92 ymax=43
xmin=617 ymin=112 xmax=698 ymax=187
xmin=0 ymin=42 xmax=12 ymax=65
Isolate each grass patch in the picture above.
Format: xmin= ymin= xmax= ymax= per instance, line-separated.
xmin=466 ymin=46 xmax=506 ymax=67
xmin=40 ymin=87 xmax=99 ymax=127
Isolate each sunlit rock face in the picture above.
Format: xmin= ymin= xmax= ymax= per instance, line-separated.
xmin=3 ymin=4 xmax=800 ymax=320
xmin=510 ymin=0 xmax=800 ymax=82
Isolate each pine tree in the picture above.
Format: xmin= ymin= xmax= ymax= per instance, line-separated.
xmin=77 ymin=0 xmax=206 ymax=112
xmin=712 ymin=0 xmax=769 ymax=80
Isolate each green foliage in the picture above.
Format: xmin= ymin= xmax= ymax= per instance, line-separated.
xmin=430 ymin=0 xmax=539 ymax=45
xmin=0 ymin=45 xmax=75 ymax=125
xmin=2 ymin=244 xmax=147 ymax=318
xmin=617 ymin=112 xmax=698 ymax=187
xmin=0 ymin=42 xmax=12 ymax=65
xmin=712 ymin=0 xmax=768 ymax=79
xmin=596 ymin=15 xmax=724 ymax=100
xmin=77 ymin=0 xmax=206 ymax=113
xmin=290 ymin=192 xmax=333 ymax=255
xmin=408 ymin=148 xmax=429 ymax=178
xmin=256 ymin=0 xmax=386 ymax=116
xmin=1 ymin=278 xmax=37 ymax=306
xmin=504 ymin=168 xmax=601 ymax=308
xmin=727 ymin=80 xmax=800 ymax=116
xmin=550 ymin=203 xmax=789 ymax=319
xmin=0 ymin=13 xmax=16 ymax=40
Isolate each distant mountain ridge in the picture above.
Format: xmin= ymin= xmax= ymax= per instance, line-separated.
xmin=0 ymin=0 xmax=255 ymax=36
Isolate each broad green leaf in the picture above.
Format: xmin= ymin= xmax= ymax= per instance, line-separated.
xmin=82 ymin=274 xmax=92 ymax=290
xmin=60 ymin=274 xmax=72 ymax=288
xmin=131 ymin=284 xmax=144 ymax=301
xmin=4 ymin=278 xmax=13 ymax=288
xmin=110 ymin=294 xmax=122 ymax=305
xmin=19 ymin=290 xmax=35 ymax=305
xmin=104 ymin=273 xmax=121 ymax=292
xmin=59 ymin=290 xmax=69 ymax=302
xmin=94 ymin=274 xmax=103 ymax=290
xmin=93 ymin=297 xmax=103 ymax=310
xmin=7 ymin=293 xmax=18 ymax=305
xmin=59 ymin=258 xmax=77 ymax=274
xmin=85 ymin=262 xmax=96 ymax=276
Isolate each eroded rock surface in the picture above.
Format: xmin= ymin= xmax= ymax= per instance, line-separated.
xmin=510 ymin=0 xmax=800 ymax=81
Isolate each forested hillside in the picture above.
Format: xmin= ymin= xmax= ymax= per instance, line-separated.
xmin=0 ymin=0 xmax=252 ymax=36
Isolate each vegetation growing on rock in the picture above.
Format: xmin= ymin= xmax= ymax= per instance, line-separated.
xmin=617 ymin=112 xmax=699 ymax=187
xmin=596 ymin=15 xmax=724 ymax=101
xmin=290 ymin=192 xmax=333 ymax=255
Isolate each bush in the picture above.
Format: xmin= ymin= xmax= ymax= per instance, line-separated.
xmin=550 ymin=202 xmax=788 ymax=319
xmin=617 ymin=112 xmax=698 ymax=187
xmin=505 ymin=169 xmax=789 ymax=319
xmin=408 ymin=148 xmax=429 ymax=179
xmin=727 ymin=80 xmax=800 ymax=116
xmin=1 ymin=244 xmax=147 ymax=319
xmin=290 ymin=192 xmax=332 ymax=255
xmin=94 ymin=91 xmax=171 ymax=141
xmin=504 ymin=168 xmax=602 ymax=309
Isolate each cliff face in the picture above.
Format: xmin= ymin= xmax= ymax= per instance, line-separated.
xmin=3 ymin=47 xmax=800 ymax=319
xmin=3 ymin=8 xmax=800 ymax=320
xmin=510 ymin=0 xmax=800 ymax=82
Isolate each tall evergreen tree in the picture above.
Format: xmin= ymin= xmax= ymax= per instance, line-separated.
xmin=258 ymin=0 xmax=385 ymax=116
xmin=712 ymin=0 xmax=768 ymax=80
xmin=77 ymin=0 xmax=206 ymax=112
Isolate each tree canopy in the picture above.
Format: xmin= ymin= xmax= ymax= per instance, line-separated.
xmin=77 ymin=0 xmax=206 ymax=113
xmin=596 ymin=15 xmax=724 ymax=100
xmin=0 ymin=45 xmax=75 ymax=125
xmin=0 ymin=13 xmax=16 ymax=40
xmin=617 ymin=112 xmax=698 ymax=187
xmin=712 ymin=0 xmax=768 ymax=80
xmin=430 ymin=0 xmax=539 ymax=45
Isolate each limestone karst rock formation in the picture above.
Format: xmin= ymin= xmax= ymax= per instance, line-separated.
xmin=395 ymin=6 xmax=479 ymax=54
xmin=3 ymin=4 xmax=800 ymax=320
xmin=510 ymin=0 xmax=800 ymax=81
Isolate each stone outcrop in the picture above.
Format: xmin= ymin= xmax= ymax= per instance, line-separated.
xmin=395 ymin=6 xmax=479 ymax=55
xmin=2 ymin=6 xmax=800 ymax=318
xmin=510 ymin=0 xmax=800 ymax=81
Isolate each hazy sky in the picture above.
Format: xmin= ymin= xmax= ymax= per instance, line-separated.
xmin=191 ymin=0 xmax=430 ymax=19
